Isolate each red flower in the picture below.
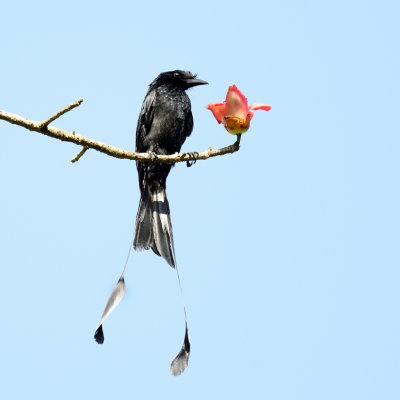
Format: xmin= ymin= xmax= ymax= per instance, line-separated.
xmin=206 ymin=85 xmax=271 ymax=138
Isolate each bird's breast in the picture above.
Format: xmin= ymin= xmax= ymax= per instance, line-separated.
xmin=144 ymin=89 xmax=191 ymax=154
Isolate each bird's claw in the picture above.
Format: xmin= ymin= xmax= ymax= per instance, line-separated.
xmin=184 ymin=152 xmax=199 ymax=167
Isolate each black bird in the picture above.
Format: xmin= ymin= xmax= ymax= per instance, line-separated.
xmin=134 ymin=70 xmax=208 ymax=267
xmin=94 ymin=70 xmax=206 ymax=375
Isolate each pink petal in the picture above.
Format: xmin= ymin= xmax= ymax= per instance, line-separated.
xmin=249 ymin=103 xmax=271 ymax=111
xmin=225 ymin=85 xmax=249 ymax=120
xmin=206 ymin=102 xmax=226 ymax=124
xmin=227 ymin=85 xmax=249 ymax=108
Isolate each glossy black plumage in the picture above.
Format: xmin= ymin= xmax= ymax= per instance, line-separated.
xmin=134 ymin=70 xmax=207 ymax=267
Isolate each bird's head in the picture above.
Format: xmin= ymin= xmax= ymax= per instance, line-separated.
xmin=151 ymin=70 xmax=208 ymax=90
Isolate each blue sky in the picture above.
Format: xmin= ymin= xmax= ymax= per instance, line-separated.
xmin=1 ymin=0 xmax=399 ymax=399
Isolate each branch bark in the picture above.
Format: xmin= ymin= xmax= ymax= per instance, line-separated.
xmin=0 ymin=99 xmax=240 ymax=164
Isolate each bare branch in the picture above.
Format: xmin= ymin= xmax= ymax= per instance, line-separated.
xmin=0 ymin=100 xmax=240 ymax=164
xmin=71 ymin=146 xmax=89 ymax=163
xmin=40 ymin=99 xmax=83 ymax=129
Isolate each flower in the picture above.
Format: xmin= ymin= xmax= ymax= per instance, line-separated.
xmin=206 ymin=85 xmax=271 ymax=138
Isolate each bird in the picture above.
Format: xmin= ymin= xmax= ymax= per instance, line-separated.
xmin=134 ymin=70 xmax=208 ymax=267
xmin=94 ymin=70 xmax=207 ymax=375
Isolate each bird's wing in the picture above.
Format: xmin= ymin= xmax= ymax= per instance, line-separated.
xmin=135 ymin=89 xmax=157 ymax=152
xmin=135 ymin=89 xmax=157 ymax=192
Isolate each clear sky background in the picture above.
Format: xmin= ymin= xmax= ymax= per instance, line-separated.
xmin=0 ymin=1 xmax=399 ymax=399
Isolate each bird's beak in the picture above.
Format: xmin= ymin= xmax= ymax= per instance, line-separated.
xmin=185 ymin=78 xmax=208 ymax=88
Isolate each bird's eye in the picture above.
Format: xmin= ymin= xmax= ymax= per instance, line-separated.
xmin=174 ymin=72 xmax=180 ymax=78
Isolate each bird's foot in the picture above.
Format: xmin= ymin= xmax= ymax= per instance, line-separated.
xmin=183 ymin=152 xmax=199 ymax=167
xmin=147 ymin=151 xmax=159 ymax=161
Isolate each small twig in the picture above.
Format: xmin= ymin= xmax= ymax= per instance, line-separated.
xmin=0 ymin=100 xmax=240 ymax=164
xmin=39 ymin=99 xmax=83 ymax=129
xmin=71 ymin=146 xmax=89 ymax=163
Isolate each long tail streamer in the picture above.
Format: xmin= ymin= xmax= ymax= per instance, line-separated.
xmin=94 ymin=237 xmax=132 ymax=344
xmin=169 ymin=240 xmax=190 ymax=376
xmin=94 ymin=225 xmax=190 ymax=376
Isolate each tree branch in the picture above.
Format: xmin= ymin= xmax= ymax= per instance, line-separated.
xmin=71 ymin=146 xmax=89 ymax=163
xmin=39 ymin=98 xmax=84 ymax=129
xmin=0 ymin=99 xmax=240 ymax=164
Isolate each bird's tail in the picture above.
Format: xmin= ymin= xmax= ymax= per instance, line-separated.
xmin=134 ymin=183 xmax=175 ymax=268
